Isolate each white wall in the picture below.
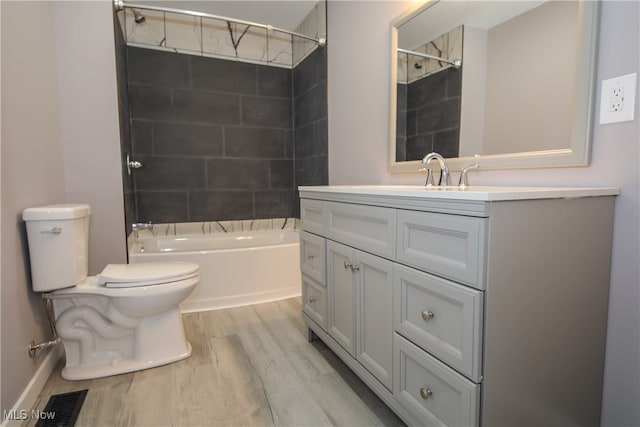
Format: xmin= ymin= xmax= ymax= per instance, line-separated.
xmin=53 ymin=1 xmax=127 ymax=274
xmin=0 ymin=0 xmax=126 ymax=415
xmin=1 ymin=1 xmax=67 ymax=413
xmin=327 ymin=1 xmax=640 ymax=425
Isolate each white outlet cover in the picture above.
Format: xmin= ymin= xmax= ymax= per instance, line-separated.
xmin=600 ymin=72 xmax=637 ymax=125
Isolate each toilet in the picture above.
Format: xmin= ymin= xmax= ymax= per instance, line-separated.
xmin=22 ymin=204 xmax=199 ymax=380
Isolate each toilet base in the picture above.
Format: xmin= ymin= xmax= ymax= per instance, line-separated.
xmin=61 ymin=342 xmax=192 ymax=380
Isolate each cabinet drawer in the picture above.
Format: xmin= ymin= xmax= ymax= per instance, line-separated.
xmin=302 ymin=275 xmax=327 ymax=330
xmin=394 ymin=265 xmax=483 ymax=382
xmin=394 ymin=334 xmax=480 ymax=427
xmin=300 ymin=198 xmax=325 ymax=235
xmin=396 ymin=210 xmax=487 ymax=289
xmin=326 ymin=201 xmax=395 ymax=259
xmin=300 ymin=231 xmax=326 ymax=284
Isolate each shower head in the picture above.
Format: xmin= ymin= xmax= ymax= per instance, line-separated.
xmin=132 ymin=8 xmax=145 ymax=24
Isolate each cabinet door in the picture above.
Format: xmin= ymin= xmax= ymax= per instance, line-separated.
xmin=327 ymin=240 xmax=356 ymax=357
xmin=356 ymin=250 xmax=394 ymax=391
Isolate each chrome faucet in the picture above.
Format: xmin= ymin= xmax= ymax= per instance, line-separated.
xmin=132 ymin=222 xmax=154 ymax=232
xmin=421 ymin=152 xmax=451 ymax=186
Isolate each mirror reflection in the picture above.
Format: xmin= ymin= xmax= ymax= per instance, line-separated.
xmin=390 ymin=0 xmax=598 ymax=172
xmin=396 ymin=26 xmax=463 ymax=161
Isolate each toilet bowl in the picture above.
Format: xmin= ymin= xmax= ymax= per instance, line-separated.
xmin=23 ymin=204 xmax=199 ymax=380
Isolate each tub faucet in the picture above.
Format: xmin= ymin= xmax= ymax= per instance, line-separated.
xmin=132 ymin=222 xmax=154 ymax=239
xmin=421 ymin=152 xmax=451 ymax=186
xmin=132 ymin=222 xmax=154 ymax=232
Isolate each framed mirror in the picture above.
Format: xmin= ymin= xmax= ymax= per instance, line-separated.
xmin=389 ymin=0 xmax=600 ymax=173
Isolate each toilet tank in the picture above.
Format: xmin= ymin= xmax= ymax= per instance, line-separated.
xmin=22 ymin=204 xmax=91 ymax=292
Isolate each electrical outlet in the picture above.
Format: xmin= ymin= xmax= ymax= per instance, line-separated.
xmin=600 ymin=73 xmax=637 ymax=124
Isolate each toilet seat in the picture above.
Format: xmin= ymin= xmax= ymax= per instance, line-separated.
xmin=98 ymin=262 xmax=199 ymax=288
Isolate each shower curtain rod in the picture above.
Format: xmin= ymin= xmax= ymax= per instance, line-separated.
xmin=397 ymin=48 xmax=461 ymax=68
xmin=114 ymin=0 xmax=326 ymax=47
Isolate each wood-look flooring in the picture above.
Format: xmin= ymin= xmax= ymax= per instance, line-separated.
xmin=27 ymin=298 xmax=406 ymax=427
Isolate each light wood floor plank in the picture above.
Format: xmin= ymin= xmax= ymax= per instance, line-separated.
xmin=26 ymin=298 xmax=405 ymax=427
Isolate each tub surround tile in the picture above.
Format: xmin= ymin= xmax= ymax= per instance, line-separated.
xmin=257 ymin=65 xmax=293 ymax=98
xmin=255 ymin=190 xmax=296 ymax=218
xmin=207 ymin=159 xmax=270 ymax=190
xmin=127 ymin=46 xmax=190 ymax=88
xmin=135 ymin=156 xmax=206 ymax=190
xmin=154 ymin=122 xmax=224 ymax=157
xmin=137 ymin=191 xmax=189 ymax=223
xmin=131 ymin=120 xmax=153 ymax=155
xmin=269 ymin=160 xmax=294 ymax=189
xmin=191 ymin=56 xmax=258 ymax=95
xmin=241 ymin=96 xmax=292 ymax=129
xmin=128 ymin=85 xmax=173 ymax=121
xmin=190 ymin=190 xmax=255 ymax=221
xmin=224 ymin=127 xmax=288 ymax=158
xmin=171 ymin=90 xmax=242 ymax=124
xmin=125 ymin=30 xmax=327 ymax=225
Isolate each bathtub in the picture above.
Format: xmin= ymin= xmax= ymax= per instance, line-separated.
xmin=129 ymin=229 xmax=301 ymax=313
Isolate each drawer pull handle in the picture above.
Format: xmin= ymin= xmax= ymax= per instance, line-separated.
xmin=308 ymin=297 xmax=317 ymax=304
xmin=421 ymin=310 xmax=434 ymax=321
xmin=307 ymin=255 xmax=315 ymax=261
xmin=419 ymin=387 xmax=433 ymax=400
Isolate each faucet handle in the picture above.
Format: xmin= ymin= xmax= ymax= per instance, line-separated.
xmin=419 ymin=167 xmax=435 ymax=187
xmin=458 ymin=164 xmax=479 ymax=188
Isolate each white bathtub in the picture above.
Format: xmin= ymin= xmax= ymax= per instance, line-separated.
xmin=129 ymin=229 xmax=301 ymax=313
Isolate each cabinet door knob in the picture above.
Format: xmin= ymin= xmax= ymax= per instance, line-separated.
xmin=344 ymin=260 xmax=352 ymax=270
xmin=351 ymin=264 xmax=360 ymax=272
xmin=421 ymin=310 xmax=434 ymax=321
xmin=308 ymin=296 xmax=317 ymax=303
xmin=419 ymin=387 xmax=433 ymax=400
xmin=307 ymin=255 xmax=314 ymax=261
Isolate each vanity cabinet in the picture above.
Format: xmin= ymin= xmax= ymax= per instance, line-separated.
xmin=326 ymin=240 xmax=394 ymax=390
xmin=299 ymin=186 xmax=616 ymax=427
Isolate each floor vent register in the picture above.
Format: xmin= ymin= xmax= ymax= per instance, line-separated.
xmin=35 ymin=389 xmax=88 ymax=427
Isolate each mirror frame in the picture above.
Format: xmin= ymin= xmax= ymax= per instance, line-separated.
xmin=389 ymin=0 xmax=600 ymax=173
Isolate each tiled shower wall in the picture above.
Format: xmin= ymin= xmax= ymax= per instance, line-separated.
xmin=124 ymin=44 xmax=327 ymax=223
xmin=396 ymin=25 xmax=462 ymax=161
xmin=398 ymin=68 xmax=462 ymax=161
xmin=113 ymin=11 xmax=136 ymax=233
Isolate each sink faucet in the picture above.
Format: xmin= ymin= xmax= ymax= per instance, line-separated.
xmin=421 ymin=152 xmax=451 ymax=186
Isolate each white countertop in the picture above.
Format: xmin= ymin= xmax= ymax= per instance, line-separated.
xmin=298 ymin=185 xmax=620 ymax=201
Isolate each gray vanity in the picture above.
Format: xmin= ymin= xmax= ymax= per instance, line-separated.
xmin=298 ymin=185 xmax=617 ymax=426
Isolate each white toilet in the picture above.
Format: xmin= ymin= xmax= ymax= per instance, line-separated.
xmin=23 ymin=204 xmax=199 ymax=380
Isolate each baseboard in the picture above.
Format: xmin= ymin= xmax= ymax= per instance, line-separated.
xmin=1 ymin=346 xmax=62 ymax=427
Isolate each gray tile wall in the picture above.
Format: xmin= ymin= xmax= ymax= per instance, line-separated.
xmin=401 ymin=67 xmax=462 ymax=161
xmin=125 ymin=46 xmax=327 ymax=223
xmin=113 ymin=12 xmax=135 ymax=234
xmin=293 ymin=48 xmax=328 ymax=217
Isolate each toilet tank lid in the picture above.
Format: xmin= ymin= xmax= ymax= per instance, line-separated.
xmin=23 ymin=204 xmax=91 ymax=221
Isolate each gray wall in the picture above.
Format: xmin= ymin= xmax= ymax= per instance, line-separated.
xmin=125 ymin=46 xmax=327 ymax=223
xmin=1 ymin=1 xmax=125 ymax=414
xmin=327 ymin=2 xmax=639 ymax=426
xmin=1 ymin=2 xmax=67 ymax=412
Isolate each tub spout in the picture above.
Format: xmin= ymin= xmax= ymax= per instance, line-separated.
xmin=132 ymin=222 xmax=154 ymax=232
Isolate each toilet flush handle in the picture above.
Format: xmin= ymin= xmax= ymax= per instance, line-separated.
xmin=40 ymin=226 xmax=62 ymax=235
